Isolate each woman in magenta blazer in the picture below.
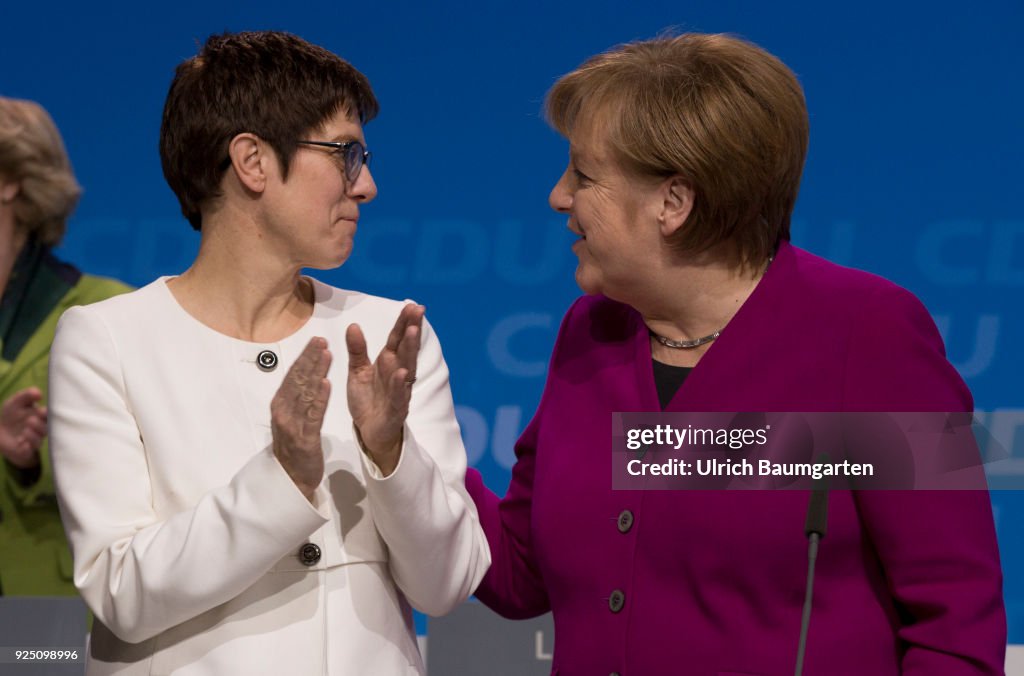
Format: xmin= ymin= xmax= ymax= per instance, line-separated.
xmin=466 ymin=33 xmax=1005 ymax=675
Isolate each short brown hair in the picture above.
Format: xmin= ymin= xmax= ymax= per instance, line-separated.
xmin=546 ymin=33 xmax=808 ymax=266
xmin=160 ymin=31 xmax=379 ymax=230
xmin=0 ymin=97 xmax=81 ymax=246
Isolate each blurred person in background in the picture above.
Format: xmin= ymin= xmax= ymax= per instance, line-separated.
xmin=0 ymin=97 xmax=130 ymax=596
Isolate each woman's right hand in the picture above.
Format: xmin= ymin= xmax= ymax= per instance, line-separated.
xmin=0 ymin=386 xmax=47 ymax=469
xmin=270 ymin=337 xmax=332 ymax=501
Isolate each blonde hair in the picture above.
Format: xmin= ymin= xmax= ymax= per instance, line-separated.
xmin=546 ymin=33 xmax=809 ymax=266
xmin=0 ymin=97 xmax=82 ymax=245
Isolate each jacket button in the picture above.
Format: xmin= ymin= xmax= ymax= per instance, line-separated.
xmin=617 ymin=510 xmax=634 ymax=533
xmin=257 ymin=350 xmax=278 ymax=371
xmin=610 ymin=672 xmax=621 ymax=676
xmin=298 ymin=542 xmax=321 ymax=566
xmin=608 ymin=589 xmax=625 ymax=613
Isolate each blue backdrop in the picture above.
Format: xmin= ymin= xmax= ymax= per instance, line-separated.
xmin=3 ymin=0 xmax=1021 ymax=643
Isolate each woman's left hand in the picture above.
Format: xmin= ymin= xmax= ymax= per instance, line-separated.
xmin=345 ymin=303 xmax=425 ymax=475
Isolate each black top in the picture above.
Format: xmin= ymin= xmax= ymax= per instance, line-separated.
xmin=652 ymin=359 xmax=693 ymax=410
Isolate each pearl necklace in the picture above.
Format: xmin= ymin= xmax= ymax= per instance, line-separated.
xmin=650 ymin=329 xmax=721 ymax=349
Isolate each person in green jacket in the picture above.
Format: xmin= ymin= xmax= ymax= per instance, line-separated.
xmin=0 ymin=96 xmax=131 ymax=595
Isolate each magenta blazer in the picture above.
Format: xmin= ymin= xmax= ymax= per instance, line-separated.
xmin=467 ymin=241 xmax=1005 ymax=675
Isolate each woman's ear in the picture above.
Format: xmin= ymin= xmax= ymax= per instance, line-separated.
xmin=658 ymin=176 xmax=695 ymax=237
xmin=0 ymin=178 xmax=20 ymax=204
xmin=226 ymin=133 xmax=269 ymax=194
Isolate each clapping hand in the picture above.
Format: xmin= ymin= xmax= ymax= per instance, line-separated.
xmin=0 ymin=387 xmax=47 ymax=469
xmin=345 ymin=304 xmax=425 ymax=476
xmin=271 ymin=338 xmax=333 ymax=501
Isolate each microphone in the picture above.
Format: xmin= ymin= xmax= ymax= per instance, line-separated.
xmin=795 ymin=454 xmax=830 ymax=676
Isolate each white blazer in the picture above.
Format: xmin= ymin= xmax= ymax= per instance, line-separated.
xmin=48 ymin=277 xmax=490 ymax=675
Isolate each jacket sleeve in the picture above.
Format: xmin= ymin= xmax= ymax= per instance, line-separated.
xmin=358 ymin=316 xmax=490 ymax=617
xmin=844 ymin=285 xmax=1006 ymax=674
xmin=465 ymin=420 xmax=551 ymax=619
xmin=463 ymin=300 xmax=587 ymax=620
xmin=48 ymin=306 xmax=330 ymax=644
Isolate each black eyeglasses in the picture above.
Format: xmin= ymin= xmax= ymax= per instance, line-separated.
xmin=297 ymin=140 xmax=372 ymax=183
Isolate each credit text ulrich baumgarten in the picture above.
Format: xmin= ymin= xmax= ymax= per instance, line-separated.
xmin=624 ymin=424 xmax=874 ymax=480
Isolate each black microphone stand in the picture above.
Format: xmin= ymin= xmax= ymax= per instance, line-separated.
xmin=795 ymin=456 xmax=830 ymax=676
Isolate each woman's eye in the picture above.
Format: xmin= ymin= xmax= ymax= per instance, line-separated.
xmin=573 ymin=168 xmax=591 ymax=184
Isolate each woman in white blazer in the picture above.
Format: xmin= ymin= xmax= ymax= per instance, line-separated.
xmin=47 ymin=31 xmax=489 ymax=675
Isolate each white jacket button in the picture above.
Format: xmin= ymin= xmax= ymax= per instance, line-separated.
xmin=298 ymin=542 xmax=321 ymax=566
xmin=257 ymin=350 xmax=278 ymax=371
